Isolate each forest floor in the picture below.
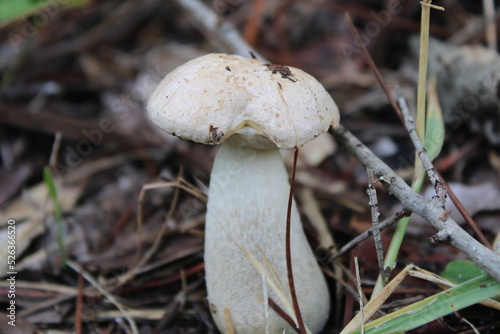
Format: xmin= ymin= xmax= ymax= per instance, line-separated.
xmin=0 ymin=0 xmax=499 ymax=333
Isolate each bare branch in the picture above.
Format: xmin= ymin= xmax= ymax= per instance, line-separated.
xmin=331 ymin=125 xmax=500 ymax=283
xmin=328 ymin=210 xmax=410 ymax=261
xmin=396 ymin=92 xmax=447 ymax=201
xmin=175 ymin=0 xmax=263 ymax=59
xmin=365 ymin=168 xmax=387 ymax=283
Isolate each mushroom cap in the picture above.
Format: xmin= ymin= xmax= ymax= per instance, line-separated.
xmin=147 ymin=53 xmax=339 ymax=149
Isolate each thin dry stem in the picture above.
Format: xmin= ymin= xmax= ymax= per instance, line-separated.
xmin=437 ymin=171 xmax=492 ymax=248
xmin=341 ymin=265 xmax=415 ymax=334
xmin=483 ymin=0 xmax=497 ymax=50
xmin=49 ymin=131 xmax=63 ymax=168
xmin=66 ymin=260 xmax=139 ymax=334
xmin=223 ymin=308 xmax=236 ymax=334
xmin=75 ymin=268 xmax=84 ymax=334
xmin=285 ymin=148 xmax=306 ymax=334
xmin=354 ymin=257 xmax=365 ymax=333
xmin=397 ymin=90 xmax=447 ymax=202
xmin=268 ymin=298 xmax=299 ymax=333
xmin=344 ymin=13 xmax=403 ymax=123
xmin=365 ymin=168 xmax=386 ymax=284
xmin=175 ymin=0 xmax=263 ymax=58
xmin=116 ymin=172 xmax=205 ymax=289
xmin=328 ymin=210 xmax=410 ymax=261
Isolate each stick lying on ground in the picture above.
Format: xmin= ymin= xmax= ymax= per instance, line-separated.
xmin=331 ymin=125 xmax=500 ymax=283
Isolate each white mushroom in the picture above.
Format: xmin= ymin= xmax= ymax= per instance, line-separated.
xmin=147 ymin=53 xmax=339 ymax=333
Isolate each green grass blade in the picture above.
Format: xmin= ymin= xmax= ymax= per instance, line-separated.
xmin=0 ymin=0 xmax=46 ymax=23
xmin=0 ymin=0 xmax=88 ymax=26
xmin=424 ymin=76 xmax=445 ymax=160
xmin=352 ymin=273 xmax=500 ymax=334
xmin=441 ymin=260 xmax=486 ymax=284
xmin=43 ymin=166 xmax=67 ymax=265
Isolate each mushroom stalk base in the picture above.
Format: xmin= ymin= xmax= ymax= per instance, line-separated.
xmin=205 ymin=139 xmax=330 ymax=334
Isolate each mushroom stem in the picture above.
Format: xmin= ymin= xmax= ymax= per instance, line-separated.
xmin=205 ymin=138 xmax=329 ymax=334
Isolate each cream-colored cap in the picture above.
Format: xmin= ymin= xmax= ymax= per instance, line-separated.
xmin=147 ymin=53 xmax=339 ymax=149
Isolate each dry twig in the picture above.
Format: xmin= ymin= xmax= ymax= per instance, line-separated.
xmin=396 ymin=92 xmax=447 ymax=201
xmin=66 ymin=260 xmax=139 ymax=334
xmin=354 ymin=257 xmax=365 ymax=333
xmin=331 ymin=125 xmax=500 ymax=283
xmin=365 ymin=168 xmax=386 ymax=284
xmin=437 ymin=171 xmax=492 ymax=248
xmin=328 ymin=210 xmax=410 ymax=261
xmin=175 ymin=0 xmax=263 ymax=58
xmin=483 ymin=0 xmax=497 ymax=50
